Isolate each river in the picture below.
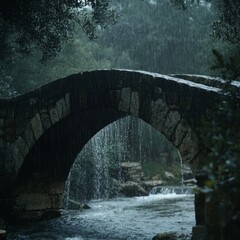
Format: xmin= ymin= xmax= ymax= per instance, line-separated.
xmin=8 ymin=190 xmax=195 ymax=240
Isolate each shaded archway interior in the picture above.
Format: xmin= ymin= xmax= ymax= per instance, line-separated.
xmin=17 ymin=109 xmax=127 ymax=184
xmin=63 ymin=115 xmax=195 ymax=206
xmin=17 ymin=112 xmax=197 ymax=188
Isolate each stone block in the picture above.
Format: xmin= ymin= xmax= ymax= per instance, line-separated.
xmin=152 ymin=232 xmax=177 ymax=240
xmin=179 ymin=129 xmax=199 ymax=163
xmin=31 ymin=113 xmax=44 ymax=141
xmin=50 ymin=194 xmax=62 ymax=209
xmin=171 ymin=119 xmax=188 ymax=147
xmin=49 ymin=106 xmax=59 ymax=125
xmin=16 ymin=193 xmax=51 ymax=211
xmin=40 ymin=111 xmax=52 ymax=131
xmin=162 ymin=110 xmax=181 ymax=139
xmin=130 ymin=91 xmax=139 ymax=117
xmin=48 ymin=181 xmax=64 ymax=194
xmin=41 ymin=210 xmax=61 ymax=220
xmin=56 ymin=98 xmax=69 ymax=119
xmin=24 ymin=123 xmax=35 ymax=148
xmin=15 ymin=137 xmax=29 ymax=159
xmin=119 ymin=87 xmax=131 ymax=113
xmin=121 ymin=162 xmax=141 ymax=168
xmin=150 ymin=98 xmax=169 ymax=131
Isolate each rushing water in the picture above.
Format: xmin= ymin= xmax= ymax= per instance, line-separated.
xmin=8 ymin=191 xmax=195 ymax=240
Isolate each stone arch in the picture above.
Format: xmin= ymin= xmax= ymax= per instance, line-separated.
xmin=15 ymin=89 xmax=202 ymax=184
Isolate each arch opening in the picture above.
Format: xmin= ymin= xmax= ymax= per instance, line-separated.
xmin=11 ymin=76 xmax=204 ymax=224
xmin=61 ymin=115 xmax=196 ymax=238
xmin=63 ymin=115 xmax=196 ymax=206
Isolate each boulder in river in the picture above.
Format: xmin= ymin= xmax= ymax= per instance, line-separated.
xmin=152 ymin=232 xmax=177 ymax=240
xmin=164 ymin=171 xmax=175 ymax=179
xmin=120 ymin=181 xmax=148 ymax=197
xmin=153 ymin=232 xmax=192 ymax=240
xmin=41 ymin=210 xmax=61 ymax=220
xmin=67 ymin=199 xmax=91 ymax=210
xmin=142 ymin=180 xmax=164 ymax=192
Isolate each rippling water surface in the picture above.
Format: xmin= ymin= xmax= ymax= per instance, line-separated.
xmin=8 ymin=193 xmax=195 ymax=240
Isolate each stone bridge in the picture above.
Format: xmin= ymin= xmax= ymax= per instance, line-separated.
xmin=0 ymin=69 xmax=236 ymax=228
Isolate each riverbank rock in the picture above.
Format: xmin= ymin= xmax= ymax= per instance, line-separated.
xmin=153 ymin=232 xmax=192 ymax=240
xmin=142 ymin=180 xmax=164 ymax=192
xmin=182 ymin=165 xmax=194 ymax=181
xmin=183 ymin=172 xmax=194 ymax=181
xmin=82 ymin=204 xmax=91 ymax=209
xmin=41 ymin=210 xmax=61 ymax=220
xmin=121 ymin=162 xmax=144 ymax=182
xmin=164 ymin=171 xmax=175 ymax=179
xmin=152 ymin=232 xmax=177 ymax=240
xmin=182 ymin=178 xmax=197 ymax=186
xmin=120 ymin=181 xmax=148 ymax=197
xmin=109 ymin=178 xmax=122 ymax=197
xmin=66 ymin=199 xmax=91 ymax=210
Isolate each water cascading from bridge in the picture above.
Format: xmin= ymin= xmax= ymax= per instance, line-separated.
xmin=63 ymin=116 xmax=133 ymax=208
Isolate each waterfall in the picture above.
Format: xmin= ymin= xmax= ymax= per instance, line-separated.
xmin=150 ymin=186 xmax=194 ymax=195
xmin=63 ymin=116 xmax=134 ymax=207
xmin=62 ymin=170 xmax=71 ymax=209
xmin=63 ymin=116 xmax=187 ymax=208
xmin=91 ymin=127 xmax=110 ymax=200
xmin=178 ymin=150 xmax=184 ymax=193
